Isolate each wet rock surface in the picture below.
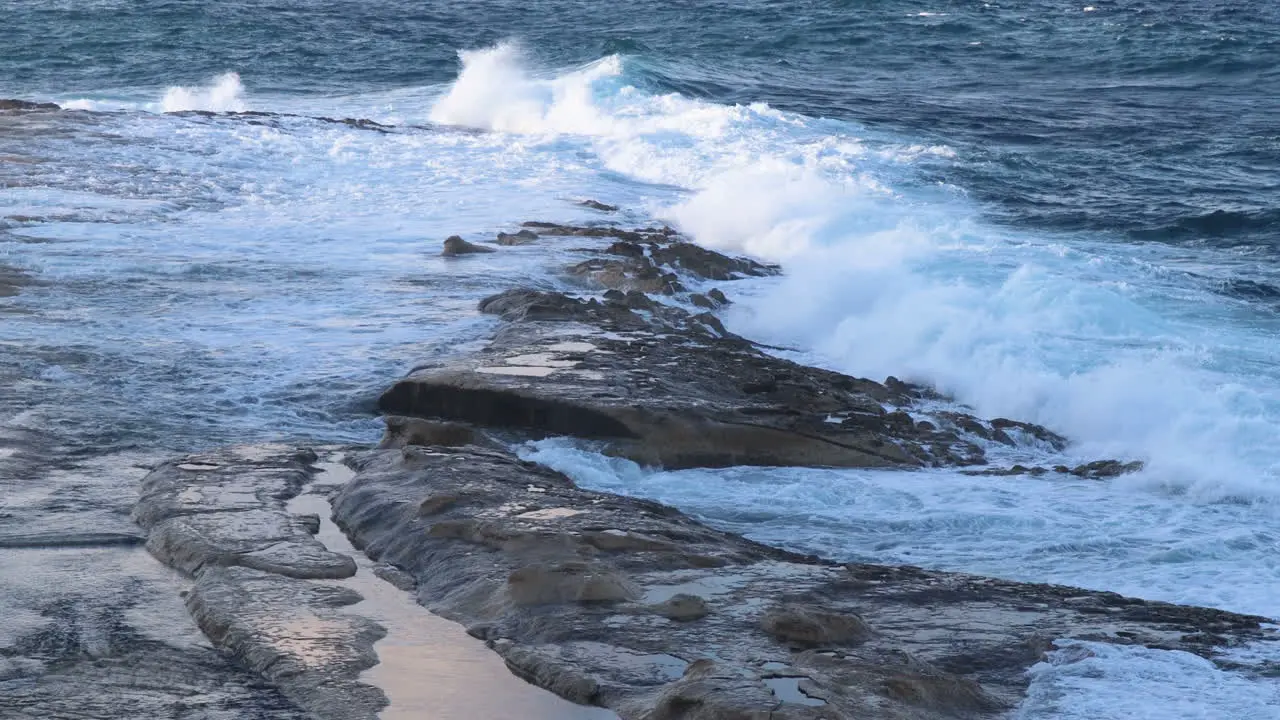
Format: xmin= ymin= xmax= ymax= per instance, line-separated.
xmin=521 ymin=221 xmax=679 ymax=244
xmin=379 ymin=287 xmax=1065 ymax=470
xmin=0 ymin=99 xmax=60 ymax=112
xmin=0 ymin=453 xmax=312 ymax=720
xmin=133 ymin=446 xmax=355 ymax=580
xmin=185 ymin=565 xmax=387 ymax=720
xmin=560 ymin=226 xmax=777 ymax=296
xmin=132 ymin=445 xmax=388 ymax=720
xmin=442 ymin=235 xmax=496 ymax=256
xmin=963 ymin=460 xmax=1146 ymax=479
xmin=496 ymin=229 xmax=540 ymax=246
xmin=327 ymin=443 xmax=1273 ymax=719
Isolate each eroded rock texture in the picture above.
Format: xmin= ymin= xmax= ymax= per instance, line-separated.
xmin=132 ymin=445 xmax=387 ymax=720
xmin=329 ymin=443 xmax=1271 ymax=720
xmin=379 ymin=288 xmax=1062 ymax=470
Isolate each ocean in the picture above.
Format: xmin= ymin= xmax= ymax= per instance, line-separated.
xmin=2 ymin=1 xmax=1278 ymax=716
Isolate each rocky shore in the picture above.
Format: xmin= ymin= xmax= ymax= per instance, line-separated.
xmin=119 ymin=216 xmax=1274 ymax=718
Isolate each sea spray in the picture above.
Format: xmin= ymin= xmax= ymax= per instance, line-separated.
xmin=161 ymin=72 xmax=248 ymax=113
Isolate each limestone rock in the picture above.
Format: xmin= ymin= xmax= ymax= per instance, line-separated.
xmin=131 ymin=446 xmax=389 ymax=720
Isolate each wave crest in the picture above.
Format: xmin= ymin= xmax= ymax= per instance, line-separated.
xmin=429 ymin=42 xmax=621 ymax=133
xmin=161 ymin=72 xmax=247 ymax=113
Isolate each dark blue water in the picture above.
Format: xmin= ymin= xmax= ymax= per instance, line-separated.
xmin=5 ymin=0 xmax=1278 ymax=250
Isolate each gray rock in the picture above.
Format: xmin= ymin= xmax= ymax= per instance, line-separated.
xmin=442 ymin=235 xmax=496 ymax=256
xmin=379 ymin=416 xmax=490 ymax=449
xmin=329 ymin=444 xmax=1273 ymax=720
xmin=378 ymin=288 xmax=1015 ymax=469
xmin=496 ymin=229 xmax=540 ymax=245
xmin=569 ymin=256 xmax=684 ymax=295
xmin=760 ymin=605 xmax=873 ymax=647
xmin=579 ymin=200 xmax=620 ymax=212
xmin=652 ymin=593 xmax=709 ymax=622
xmin=186 ymin=565 xmax=387 ymax=720
xmin=132 ymin=444 xmax=355 ymax=579
xmin=131 ymin=445 xmax=389 ymax=720
xmin=566 ymin=238 xmax=775 ymax=298
xmin=521 ymin=222 xmax=675 ymax=243
xmin=0 ymin=99 xmax=60 ymax=111
xmin=963 ymin=460 xmax=1145 ymax=479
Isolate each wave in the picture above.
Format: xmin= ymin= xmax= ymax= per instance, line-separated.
xmin=1134 ymin=207 xmax=1280 ymax=243
xmin=423 ymin=44 xmax=1280 ymax=501
xmin=160 ymin=72 xmax=247 ymax=113
xmin=58 ymin=72 xmax=249 ymax=114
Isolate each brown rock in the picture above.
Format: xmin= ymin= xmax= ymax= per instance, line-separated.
xmin=507 ymin=561 xmax=638 ymax=605
xmin=379 ymin=416 xmax=480 ymax=449
xmin=442 ymin=235 xmax=496 ymax=256
xmin=653 ymin=594 xmax=709 ymax=622
xmin=760 ymin=605 xmax=873 ymax=647
xmin=496 ymin=229 xmax=539 ymax=246
xmin=418 ymin=493 xmax=460 ymax=516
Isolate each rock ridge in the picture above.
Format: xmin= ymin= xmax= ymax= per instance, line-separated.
xmin=325 ymin=441 xmax=1272 ymax=719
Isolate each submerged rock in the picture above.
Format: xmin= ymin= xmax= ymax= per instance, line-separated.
xmin=442 ymin=235 xmax=497 ymax=256
xmin=378 ymin=288 xmax=1030 ymax=469
xmin=0 ymin=264 xmax=35 ymax=298
xmin=497 ymin=229 xmax=540 ymax=245
xmin=579 ymin=200 xmax=620 ymax=212
xmin=323 ymin=442 xmax=1272 ymax=720
xmin=133 ymin=446 xmax=355 ymax=579
xmin=964 ymin=460 xmax=1145 ymax=479
xmin=521 ymin=221 xmax=676 ymax=243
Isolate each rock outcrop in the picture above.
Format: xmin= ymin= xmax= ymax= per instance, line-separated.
xmin=378 ymin=288 xmax=1061 ymax=470
xmin=133 ymin=446 xmax=355 ymax=580
xmin=442 ymin=235 xmax=497 ymax=256
xmin=0 ymin=99 xmax=60 ymax=112
xmin=132 ymin=445 xmax=388 ymax=720
xmin=497 ymin=229 xmax=540 ymax=246
xmin=327 ymin=442 xmax=1272 ymax=720
xmin=559 ymin=225 xmax=777 ymax=296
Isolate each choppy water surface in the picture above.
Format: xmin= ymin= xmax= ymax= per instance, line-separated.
xmin=2 ymin=1 xmax=1279 ymax=717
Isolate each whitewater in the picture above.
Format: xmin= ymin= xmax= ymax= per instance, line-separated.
xmin=4 ymin=42 xmax=1279 ymax=717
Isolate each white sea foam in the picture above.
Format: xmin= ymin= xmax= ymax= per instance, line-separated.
xmin=160 ymin=72 xmax=247 ymax=113
xmin=423 ymin=44 xmax=1280 ymax=502
xmin=57 ymin=72 xmax=250 ymax=113
xmin=1016 ymin=641 xmax=1280 ymax=719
